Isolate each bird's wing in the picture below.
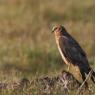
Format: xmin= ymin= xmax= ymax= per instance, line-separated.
xmin=58 ymin=36 xmax=88 ymax=66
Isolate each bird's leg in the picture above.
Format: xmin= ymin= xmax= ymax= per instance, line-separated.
xmin=67 ymin=64 xmax=71 ymax=72
xmin=67 ymin=66 xmax=70 ymax=71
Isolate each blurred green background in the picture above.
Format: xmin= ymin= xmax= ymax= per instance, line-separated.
xmin=0 ymin=0 xmax=95 ymax=76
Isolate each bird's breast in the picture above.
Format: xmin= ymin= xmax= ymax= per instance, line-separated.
xmin=55 ymin=38 xmax=70 ymax=66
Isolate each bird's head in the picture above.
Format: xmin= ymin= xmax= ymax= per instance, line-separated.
xmin=52 ymin=25 xmax=66 ymax=33
xmin=52 ymin=25 xmax=62 ymax=33
xmin=52 ymin=25 xmax=67 ymax=37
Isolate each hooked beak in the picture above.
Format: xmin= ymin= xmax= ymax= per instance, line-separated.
xmin=51 ymin=29 xmax=54 ymax=33
xmin=51 ymin=26 xmax=56 ymax=33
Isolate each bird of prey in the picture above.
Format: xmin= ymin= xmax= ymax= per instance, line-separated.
xmin=52 ymin=25 xmax=95 ymax=87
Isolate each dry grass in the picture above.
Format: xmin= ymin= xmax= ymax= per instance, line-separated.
xmin=0 ymin=70 xmax=94 ymax=95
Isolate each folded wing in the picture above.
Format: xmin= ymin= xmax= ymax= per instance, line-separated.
xmin=58 ymin=36 xmax=89 ymax=67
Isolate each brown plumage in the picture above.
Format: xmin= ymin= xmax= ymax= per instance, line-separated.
xmin=52 ymin=25 xmax=95 ymax=87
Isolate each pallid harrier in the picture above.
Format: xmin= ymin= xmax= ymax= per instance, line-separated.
xmin=52 ymin=25 xmax=95 ymax=87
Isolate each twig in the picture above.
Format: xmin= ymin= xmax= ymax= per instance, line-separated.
xmin=76 ymin=69 xmax=93 ymax=95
